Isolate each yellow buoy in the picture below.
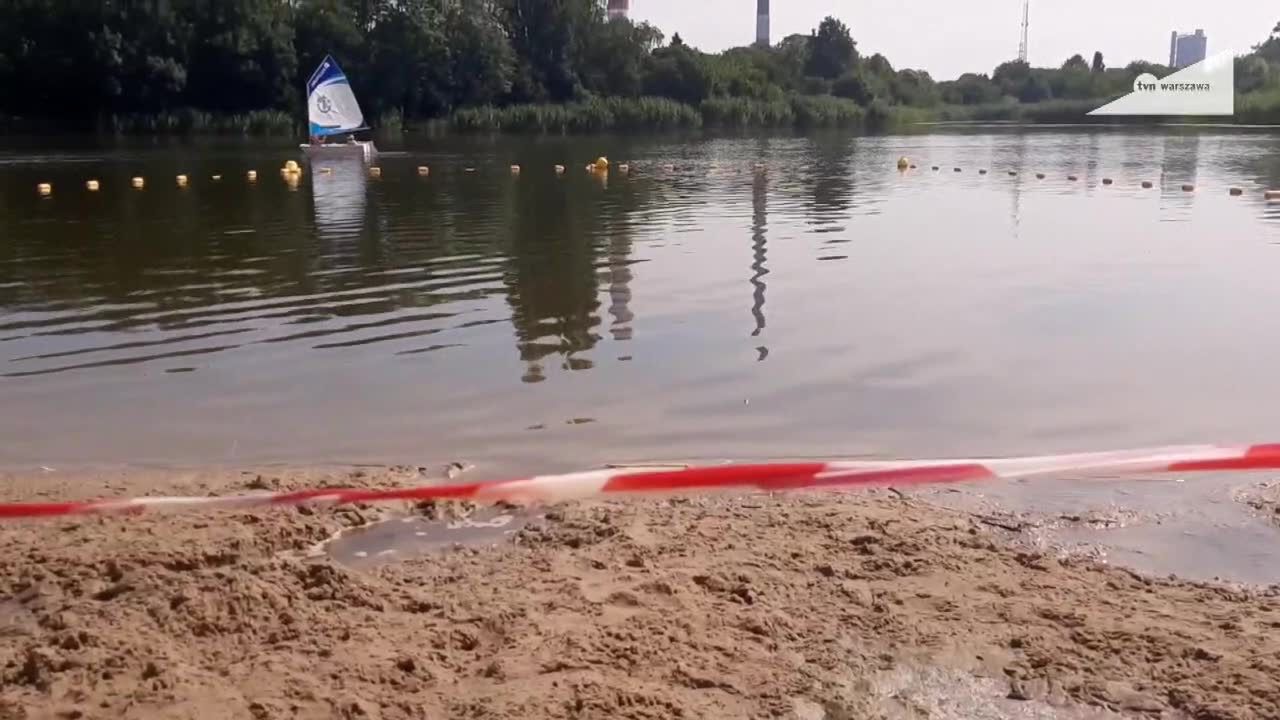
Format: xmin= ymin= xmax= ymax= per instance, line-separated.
xmin=1265 ymin=190 xmax=1280 ymax=201
xmin=593 ymin=156 xmax=609 ymax=172
xmin=510 ymin=164 xmax=521 ymax=174
xmin=896 ymin=157 xmax=910 ymax=170
xmin=86 ymin=180 xmax=100 ymax=191
xmin=554 ymin=164 xmax=566 ymax=174
xmin=417 ymin=166 xmax=429 ymax=176
xmin=1181 ymin=184 xmax=1194 ymax=192
xmin=1140 ymin=181 xmax=1152 ymax=189
xmin=131 ymin=177 xmax=145 ymax=189
xmin=285 ymin=160 xmax=300 ymax=173
xmin=369 ymin=167 xmax=381 ymax=177
xmin=176 ymin=175 xmax=188 ymax=187
xmin=1229 ymin=187 xmax=1243 ymax=196
xmin=37 ymin=183 xmax=52 ymax=196
xmin=247 ymin=171 xmax=257 ymax=182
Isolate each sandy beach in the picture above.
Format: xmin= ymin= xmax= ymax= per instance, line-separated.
xmin=2 ymin=466 xmax=1279 ymax=720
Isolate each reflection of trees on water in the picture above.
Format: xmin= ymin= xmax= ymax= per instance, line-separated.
xmin=1159 ymin=133 xmax=1201 ymax=188
xmin=803 ymin=134 xmax=856 ymax=224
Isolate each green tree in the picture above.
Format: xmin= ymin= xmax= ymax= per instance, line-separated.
xmin=642 ymin=44 xmax=710 ymax=104
xmin=804 ymin=16 xmax=856 ymax=80
xmin=992 ymin=59 xmax=1031 ymax=97
xmin=500 ymin=0 xmax=599 ymax=102
xmin=580 ymin=18 xmax=663 ymax=97
xmin=445 ymin=0 xmax=514 ymax=107
xmin=832 ymin=69 xmax=874 ymax=104
xmin=364 ymin=0 xmax=449 ymax=119
xmin=1061 ymin=54 xmax=1088 ymax=72
xmin=186 ymin=0 xmax=297 ymax=113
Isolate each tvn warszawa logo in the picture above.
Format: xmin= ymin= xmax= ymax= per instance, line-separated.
xmin=1089 ymin=51 xmax=1234 ymax=116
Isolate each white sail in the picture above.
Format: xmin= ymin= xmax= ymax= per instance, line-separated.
xmin=307 ymin=55 xmax=366 ymax=137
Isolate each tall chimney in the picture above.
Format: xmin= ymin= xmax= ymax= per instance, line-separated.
xmin=755 ymin=0 xmax=769 ymax=47
xmin=607 ymin=0 xmax=629 ymax=20
xmin=1168 ymin=30 xmax=1177 ymax=67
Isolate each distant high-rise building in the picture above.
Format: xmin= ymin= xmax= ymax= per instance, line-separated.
xmin=755 ymin=0 xmax=769 ymax=47
xmin=1168 ymin=29 xmax=1207 ymax=68
xmin=607 ymin=0 xmax=629 ymax=20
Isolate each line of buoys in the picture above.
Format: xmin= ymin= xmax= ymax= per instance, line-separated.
xmin=1140 ymin=181 xmax=1152 ymax=189
xmin=1181 ymin=184 xmax=1195 ymax=192
xmin=1008 ymin=170 xmax=1018 ymax=176
xmin=931 ymin=166 xmax=939 ymax=171
xmin=36 ymin=183 xmax=51 ymax=196
xmin=1035 ymin=173 xmax=1045 ymax=179
xmin=246 ymin=171 xmax=257 ymax=182
xmin=1102 ymin=178 xmax=1113 ymax=185
xmin=554 ymin=164 xmax=566 ymax=175
xmin=618 ymin=163 xmax=629 ymax=173
xmin=211 ymin=175 xmax=222 ymax=182
xmin=86 ymin=180 xmax=100 ymax=191
xmin=978 ymin=169 xmax=988 ymax=175
xmin=132 ymin=177 xmax=145 ymax=189
xmin=1067 ymin=175 xmax=1078 ymax=181
xmin=1229 ymin=187 xmax=1243 ymax=196
xmin=176 ymin=174 xmax=189 ymax=187
xmin=953 ymin=167 xmax=962 ymax=172
xmin=464 ymin=167 xmax=476 ymax=173
xmin=510 ymin=164 xmax=521 ymax=174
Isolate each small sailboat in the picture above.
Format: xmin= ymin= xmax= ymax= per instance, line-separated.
xmin=300 ymin=55 xmax=377 ymax=162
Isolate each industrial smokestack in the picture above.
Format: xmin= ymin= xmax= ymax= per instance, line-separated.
xmin=607 ymin=0 xmax=629 ymax=20
xmin=755 ymin=0 xmax=770 ymax=46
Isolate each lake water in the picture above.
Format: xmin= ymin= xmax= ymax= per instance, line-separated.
xmin=2 ymin=129 xmax=1279 ymax=478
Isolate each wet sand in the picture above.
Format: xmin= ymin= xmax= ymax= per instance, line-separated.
xmin=2 ymin=466 xmax=1280 ymax=720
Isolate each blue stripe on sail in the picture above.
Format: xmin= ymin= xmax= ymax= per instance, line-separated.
xmin=310 ymin=122 xmax=370 ymax=137
xmin=307 ymin=55 xmax=349 ymax=96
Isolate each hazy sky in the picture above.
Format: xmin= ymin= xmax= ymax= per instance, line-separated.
xmin=631 ymin=1 xmax=1277 ymax=80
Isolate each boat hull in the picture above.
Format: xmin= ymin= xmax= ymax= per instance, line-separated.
xmin=300 ymin=141 xmax=377 ymax=163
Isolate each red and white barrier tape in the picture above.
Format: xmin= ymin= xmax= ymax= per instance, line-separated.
xmin=3 ymin=443 xmax=1280 ymax=521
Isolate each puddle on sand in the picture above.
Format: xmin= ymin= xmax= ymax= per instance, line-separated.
xmin=326 ymin=505 xmax=536 ymax=568
xmin=911 ymin=472 xmax=1280 ymax=586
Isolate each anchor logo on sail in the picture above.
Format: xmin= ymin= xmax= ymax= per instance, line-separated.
xmin=317 ymin=94 xmax=333 ymax=114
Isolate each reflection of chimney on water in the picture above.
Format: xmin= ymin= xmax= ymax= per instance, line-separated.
xmin=750 ymin=166 xmax=769 ymax=341
xmin=606 ymin=235 xmax=634 ymax=342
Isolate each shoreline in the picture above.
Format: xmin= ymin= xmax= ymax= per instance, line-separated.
xmin=2 ymin=465 xmax=1279 ymax=719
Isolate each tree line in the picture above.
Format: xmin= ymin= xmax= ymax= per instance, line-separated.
xmin=0 ymin=1 xmax=1277 ymax=132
